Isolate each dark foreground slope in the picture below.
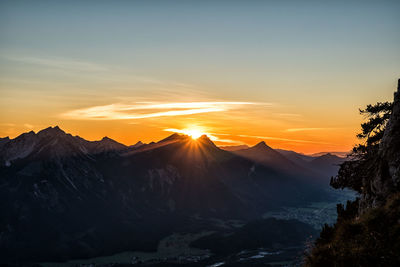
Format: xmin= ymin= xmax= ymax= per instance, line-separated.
xmin=0 ymin=128 xmax=332 ymax=264
xmin=305 ymin=80 xmax=400 ymax=267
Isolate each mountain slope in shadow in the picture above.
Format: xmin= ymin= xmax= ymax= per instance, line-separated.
xmin=0 ymin=128 xmax=334 ymax=263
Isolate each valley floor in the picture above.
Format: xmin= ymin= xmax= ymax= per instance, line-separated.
xmin=263 ymin=189 xmax=356 ymax=230
xmin=40 ymin=190 xmax=355 ymax=267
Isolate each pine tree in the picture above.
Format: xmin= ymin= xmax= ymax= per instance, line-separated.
xmin=330 ymin=101 xmax=393 ymax=193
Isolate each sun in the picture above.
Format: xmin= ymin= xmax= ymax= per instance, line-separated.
xmin=184 ymin=128 xmax=204 ymax=139
xmin=164 ymin=126 xmax=209 ymax=140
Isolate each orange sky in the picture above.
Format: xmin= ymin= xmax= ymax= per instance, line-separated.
xmin=0 ymin=73 xmax=398 ymax=154
xmin=0 ymin=95 xmax=394 ymax=154
xmin=1 ymin=1 xmax=399 ymax=154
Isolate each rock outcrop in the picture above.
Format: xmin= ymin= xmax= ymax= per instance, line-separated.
xmin=360 ymin=79 xmax=400 ymax=212
xmin=305 ymin=80 xmax=400 ymax=267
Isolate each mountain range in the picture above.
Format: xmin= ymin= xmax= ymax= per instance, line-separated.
xmin=0 ymin=127 xmax=345 ymax=263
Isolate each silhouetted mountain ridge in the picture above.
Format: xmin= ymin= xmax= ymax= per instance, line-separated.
xmin=232 ymin=141 xmax=316 ymax=179
xmin=220 ymin=144 xmax=249 ymax=151
xmin=0 ymin=126 xmax=339 ymax=263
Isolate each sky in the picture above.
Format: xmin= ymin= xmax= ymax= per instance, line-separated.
xmin=0 ymin=0 xmax=399 ymax=154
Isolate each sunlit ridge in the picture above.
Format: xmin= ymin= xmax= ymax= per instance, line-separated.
xmin=164 ymin=127 xmax=209 ymax=140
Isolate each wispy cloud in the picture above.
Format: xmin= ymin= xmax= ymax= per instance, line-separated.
xmin=1 ymin=54 xmax=206 ymax=95
xmin=3 ymin=55 xmax=108 ymax=72
xmin=0 ymin=123 xmax=16 ymax=127
xmin=285 ymin=128 xmax=332 ymax=132
xmin=275 ymin=113 xmax=302 ymax=118
xmin=235 ymin=134 xmax=333 ymax=145
xmin=61 ymin=101 xmax=257 ymax=120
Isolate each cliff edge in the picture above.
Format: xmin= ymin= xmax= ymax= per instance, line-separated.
xmin=305 ymin=80 xmax=400 ymax=266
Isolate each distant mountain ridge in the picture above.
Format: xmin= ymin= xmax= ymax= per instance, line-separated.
xmin=0 ymin=126 xmax=127 ymax=166
xmin=274 ymin=148 xmax=345 ymax=179
xmin=232 ymin=141 xmax=305 ymax=173
xmin=220 ymin=144 xmax=250 ymax=151
xmin=130 ymin=140 xmax=145 ymax=149
xmin=0 ymin=127 xmax=344 ymax=188
xmin=0 ymin=126 xmax=344 ymax=263
xmin=0 ymin=127 xmax=347 ymax=164
xmin=309 ymin=151 xmax=349 ymax=158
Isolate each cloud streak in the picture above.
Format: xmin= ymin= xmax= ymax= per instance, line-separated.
xmin=1 ymin=54 xmax=200 ymax=90
xmin=285 ymin=128 xmax=330 ymax=132
xmin=228 ymin=134 xmax=333 ymax=145
xmin=61 ymin=101 xmax=257 ymax=120
xmin=3 ymin=55 xmax=108 ymax=72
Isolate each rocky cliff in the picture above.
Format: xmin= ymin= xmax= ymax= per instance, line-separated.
xmin=305 ymin=80 xmax=400 ymax=266
xmin=360 ymin=79 xmax=400 ymax=212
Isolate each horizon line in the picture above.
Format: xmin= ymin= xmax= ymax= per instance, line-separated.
xmin=0 ymin=125 xmax=349 ymax=156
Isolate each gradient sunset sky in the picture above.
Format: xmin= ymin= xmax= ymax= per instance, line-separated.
xmin=0 ymin=0 xmax=399 ymax=153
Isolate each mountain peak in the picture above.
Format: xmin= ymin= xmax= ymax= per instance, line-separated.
xmin=101 ymin=136 xmax=113 ymax=141
xmin=253 ymin=141 xmax=271 ymax=149
xmin=197 ymin=134 xmax=218 ymax=148
xmin=14 ymin=130 xmax=35 ymax=140
xmin=158 ymin=133 xmax=188 ymax=143
xmin=198 ymin=134 xmax=211 ymax=142
xmin=131 ymin=141 xmax=144 ymax=148
xmin=169 ymin=133 xmax=182 ymax=138
xmin=37 ymin=126 xmax=66 ymax=137
xmin=92 ymin=136 xmax=126 ymax=153
xmin=199 ymin=134 xmax=209 ymax=140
